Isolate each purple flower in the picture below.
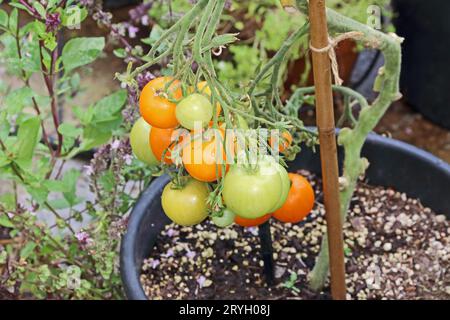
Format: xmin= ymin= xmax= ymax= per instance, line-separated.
xmin=83 ymin=165 xmax=94 ymax=176
xmin=79 ymin=0 xmax=95 ymax=8
xmin=129 ymin=2 xmax=153 ymax=23
xmin=111 ymin=140 xmax=121 ymax=150
xmin=93 ymin=10 xmax=113 ymax=27
xmin=124 ymin=154 xmax=133 ymax=166
xmin=75 ymin=231 xmax=90 ymax=243
xmin=136 ymin=71 xmax=156 ymax=90
xmin=45 ymin=12 xmax=61 ymax=32
xmin=127 ymin=25 xmax=139 ymax=39
xmin=141 ymin=15 xmax=149 ymax=26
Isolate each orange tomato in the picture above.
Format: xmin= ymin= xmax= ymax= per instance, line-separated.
xmin=149 ymin=127 xmax=183 ymax=164
xmin=270 ymin=131 xmax=293 ymax=153
xmin=140 ymin=77 xmax=182 ymax=129
xmin=272 ymin=173 xmax=315 ymax=223
xmin=182 ymin=129 xmax=228 ymax=182
xmin=235 ymin=214 xmax=271 ymax=227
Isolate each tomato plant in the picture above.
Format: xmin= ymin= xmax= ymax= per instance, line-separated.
xmin=122 ymin=0 xmax=402 ymax=294
xmin=140 ymin=77 xmax=182 ymax=129
xmin=273 ymin=173 xmax=315 ymax=223
xmin=161 ymin=179 xmax=210 ymax=226
xmin=130 ymin=118 xmax=160 ymax=166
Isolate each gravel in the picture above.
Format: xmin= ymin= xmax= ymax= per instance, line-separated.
xmin=140 ymin=170 xmax=450 ymax=300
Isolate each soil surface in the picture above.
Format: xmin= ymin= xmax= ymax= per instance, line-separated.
xmin=140 ymin=171 xmax=450 ymax=300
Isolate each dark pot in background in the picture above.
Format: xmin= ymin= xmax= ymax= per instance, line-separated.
xmin=393 ymin=0 xmax=450 ymax=129
xmin=120 ymin=135 xmax=450 ymax=300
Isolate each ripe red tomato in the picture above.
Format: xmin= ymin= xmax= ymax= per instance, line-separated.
xmin=140 ymin=77 xmax=182 ymax=129
xmin=235 ymin=214 xmax=271 ymax=227
xmin=272 ymin=173 xmax=315 ymax=223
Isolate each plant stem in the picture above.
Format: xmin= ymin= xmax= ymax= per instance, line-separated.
xmin=13 ymin=13 xmax=55 ymax=158
xmin=39 ymin=40 xmax=63 ymax=157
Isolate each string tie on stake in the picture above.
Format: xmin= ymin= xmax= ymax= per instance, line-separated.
xmin=309 ymin=31 xmax=364 ymax=86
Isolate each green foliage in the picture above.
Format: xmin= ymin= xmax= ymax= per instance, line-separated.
xmin=61 ymin=37 xmax=105 ymax=73
xmin=0 ymin=1 xmax=156 ymax=300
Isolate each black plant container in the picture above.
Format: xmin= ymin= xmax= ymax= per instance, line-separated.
xmin=120 ymin=135 xmax=450 ymax=300
xmin=393 ymin=0 xmax=450 ymax=129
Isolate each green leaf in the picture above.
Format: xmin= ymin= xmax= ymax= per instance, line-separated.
xmin=47 ymin=0 xmax=59 ymax=9
xmin=58 ymin=123 xmax=82 ymax=138
xmin=0 ymin=150 xmax=11 ymax=168
xmin=42 ymin=179 xmax=65 ymax=192
xmin=25 ymin=184 xmax=49 ymax=205
xmin=141 ymin=24 xmax=169 ymax=52
xmin=113 ymin=48 xmax=126 ymax=58
xmin=47 ymin=197 xmax=75 ymax=210
xmin=99 ymin=170 xmax=115 ymax=193
xmin=32 ymin=2 xmax=47 ymax=18
xmin=0 ymin=111 xmax=10 ymax=141
xmin=8 ymin=8 xmax=18 ymax=34
xmin=0 ymin=9 xmax=8 ymax=27
xmin=7 ymin=3 xmax=33 ymax=16
xmin=42 ymin=32 xmax=58 ymax=51
xmin=14 ymin=116 xmax=41 ymax=165
xmin=4 ymin=87 xmax=34 ymax=114
xmin=61 ymin=169 xmax=80 ymax=206
xmin=61 ymin=37 xmax=105 ymax=73
xmin=20 ymin=242 xmax=37 ymax=259
xmin=73 ymin=105 xmax=94 ymax=125
xmin=93 ymin=90 xmax=127 ymax=118
xmin=0 ymin=193 xmax=15 ymax=212
xmin=61 ymin=6 xmax=88 ymax=28
xmin=0 ymin=214 xmax=14 ymax=228
xmin=80 ymin=126 xmax=111 ymax=150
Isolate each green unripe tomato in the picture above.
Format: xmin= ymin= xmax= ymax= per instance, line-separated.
xmin=212 ymin=209 xmax=236 ymax=228
xmin=130 ymin=117 xmax=159 ymax=166
xmin=270 ymin=161 xmax=290 ymax=212
xmin=222 ymin=157 xmax=283 ymax=219
xmin=176 ymin=93 xmax=213 ymax=130
xmin=161 ymin=179 xmax=209 ymax=227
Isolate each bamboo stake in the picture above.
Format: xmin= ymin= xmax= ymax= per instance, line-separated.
xmin=308 ymin=0 xmax=346 ymax=300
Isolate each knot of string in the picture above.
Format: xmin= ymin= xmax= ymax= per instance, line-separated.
xmin=309 ymin=31 xmax=364 ymax=86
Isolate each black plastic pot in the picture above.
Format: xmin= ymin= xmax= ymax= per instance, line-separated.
xmin=393 ymin=0 xmax=450 ymax=129
xmin=120 ymin=134 xmax=450 ymax=300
